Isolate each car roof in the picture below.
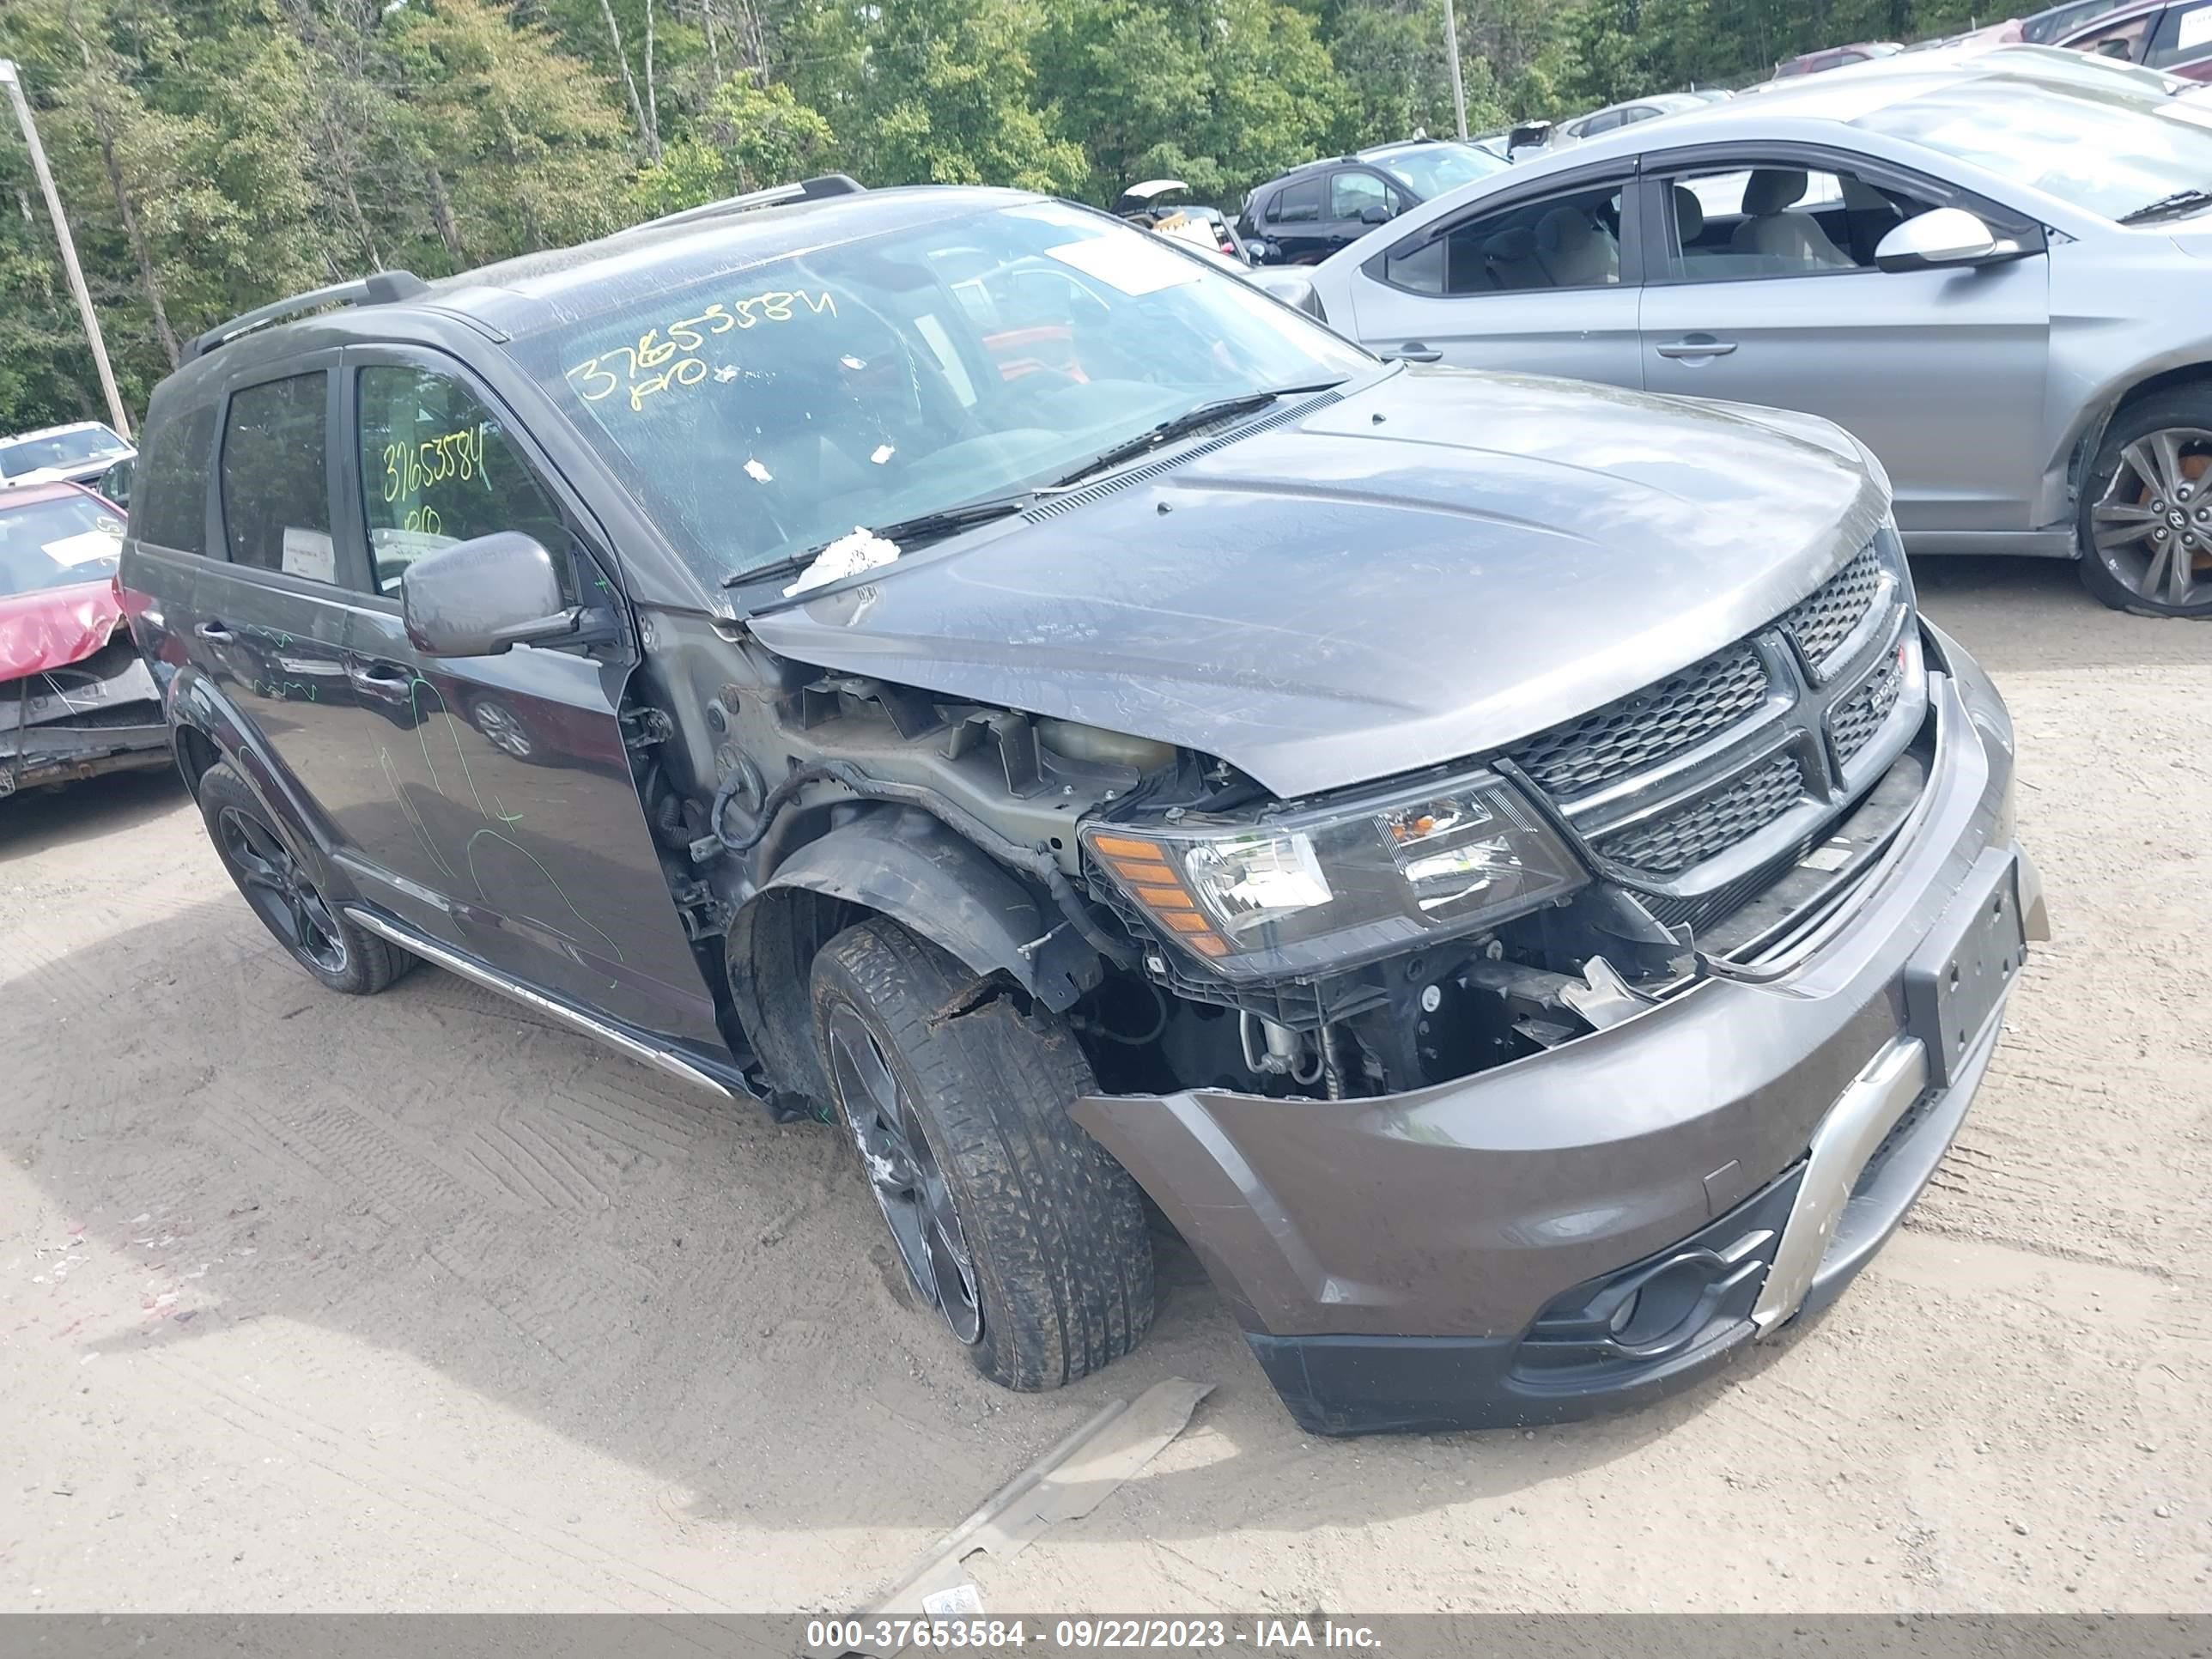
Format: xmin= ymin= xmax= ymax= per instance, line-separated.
xmin=158 ymin=184 xmax=1044 ymax=392
xmin=2 ymin=420 xmax=118 ymax=445
xmin=1540 ymin=43 xmax=2130 ymax=158
xmin=0 ymin=479 xmax=103 ymax=509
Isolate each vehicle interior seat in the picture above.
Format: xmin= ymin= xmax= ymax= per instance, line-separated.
xmin=1731 ymin=169 xmax=1852 ymax=268
xmin=1838 ymin=173 xmax=1905 ymax=264
xmin=1672 ymin=185 xmax=1705 ymax=249
xmin=1479 ymin=225 xmax=1547 ymax=289
xmin=1534 ymin=204 xmax=1619 ymax=286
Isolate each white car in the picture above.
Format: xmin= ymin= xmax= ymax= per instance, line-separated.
xmin=0 ymin=421 xmax=135 ymax=492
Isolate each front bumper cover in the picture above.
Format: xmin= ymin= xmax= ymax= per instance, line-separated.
xmin=1070 ymin=623 xmax=2041 ymax=1435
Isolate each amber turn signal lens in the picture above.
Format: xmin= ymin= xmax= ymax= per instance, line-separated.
xmin=1080 ymin=828 xmax=1235 ymax=963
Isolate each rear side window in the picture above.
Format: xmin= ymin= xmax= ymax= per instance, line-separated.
xmin=1272 ymin=179 xmax=1323 ymax=223
xmin=132 ymin=404 xmax=216 ymax=554
xmin=219 ymin=374 xmax=335 ymax=582
xmin=1381 ymin=180 xmax=1625 ymax=295
xmin=355 ymin=365 xmax=574 ymax=600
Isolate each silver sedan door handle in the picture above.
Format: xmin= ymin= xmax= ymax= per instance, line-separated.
xmin=1654 ymin=335 xmax=1738 ymax=359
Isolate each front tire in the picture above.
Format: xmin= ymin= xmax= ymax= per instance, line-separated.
xmin=197 ymin=761 xmax=410 ymax=995
xmin=2078 ymin=388 xmax=2212 ymax=617
xmin=810 ymin=917 xmax=1154 ymax=1389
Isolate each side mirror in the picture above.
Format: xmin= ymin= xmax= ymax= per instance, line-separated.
xmin=401 ymin=532 xmax=578 ymax=658
xmin=2094 ymin=37 xmax=2134 ymax=57
xmin=1358 ymin=203 xmax=1394 ymax=225
xmin=1874 ymin=207 xmax=2005 ymax=272
xmin=100 ymin=458 xmax=133 ymax=510
xmin=1243 ymin=267 xmax=1328 ymax=321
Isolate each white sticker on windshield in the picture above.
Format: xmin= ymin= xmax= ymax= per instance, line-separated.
xmin=43 ymin=530 xmax=120 ymax=567
xmin=282 ymin=526 xmax=336 ymax=583
xmin=1043 ymin=236 xmax=1203 ymax=297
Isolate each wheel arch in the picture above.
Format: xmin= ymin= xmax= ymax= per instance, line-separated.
xmin=725 ymin=807 xmax=1097 ymax=1105
xmin=173 ymin=721 xmax=221 ymax=797
xmin=2066 ymin=360 xmax=2212 ymax=516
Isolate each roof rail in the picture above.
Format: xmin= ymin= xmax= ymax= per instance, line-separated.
xmin=642 ymin=173 xmax=866 ymax=232
xmin=182 ymin=270 xmax=432 ymax=363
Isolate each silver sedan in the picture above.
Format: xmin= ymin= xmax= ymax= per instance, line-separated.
xmin=1296 ymin=45 xmax=2212 ymax=615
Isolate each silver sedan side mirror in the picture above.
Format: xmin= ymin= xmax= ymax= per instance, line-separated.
xmin=1874 ymin=207 xmax=2002 ymax=273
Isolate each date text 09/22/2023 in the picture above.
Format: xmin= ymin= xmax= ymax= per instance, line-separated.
xmin=805 ymin=1620 xmax=1385 ymax=1653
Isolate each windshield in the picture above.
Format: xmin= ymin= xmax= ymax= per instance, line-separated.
xmin=1374 ymin=144 xmax=1507 ymax=198
xmin=0 ymin=426 xmax=126 ymax=478
xmin=0 ymin=495 xmax=124 ymax=597
xmin=1858 ymin=76 xmax=2212 ymax=219
xmin=529 ymin=200 xmax=1370 ymax=581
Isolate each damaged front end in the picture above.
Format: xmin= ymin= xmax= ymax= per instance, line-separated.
xmin=1066 ymin=529 xmax=1929 ymax=1107
xmin=1 ymin=634 xmax=172 ymax=799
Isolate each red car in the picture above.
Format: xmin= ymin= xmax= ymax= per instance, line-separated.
xmin=2059 ymin=0 xmax=2212 ymax=76
xmin=0 ymin=480 xmax=171 ymax=799
xmin=1771 ymin=40 xmax=1904 ymax=76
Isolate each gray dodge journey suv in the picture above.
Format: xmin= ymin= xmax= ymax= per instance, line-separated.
xmin=119 ymin=176 xmax=2046 ymax=1434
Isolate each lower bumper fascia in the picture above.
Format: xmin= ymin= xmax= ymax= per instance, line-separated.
xmin=1248 ymin=1007 xmax=2005 ymax=1437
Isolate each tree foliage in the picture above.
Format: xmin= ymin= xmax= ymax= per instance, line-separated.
xmin=0 ymin=0 xmax=1994 ymax=433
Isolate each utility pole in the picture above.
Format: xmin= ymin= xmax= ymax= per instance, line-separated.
xmin=1442 ymin=0 xmax=1469 ymax=140
xmin=0 ymin=58 xmax=131 ymax=440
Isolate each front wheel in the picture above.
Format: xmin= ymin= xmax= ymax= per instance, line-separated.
xmin=810 ymin=917 xmax=1154 ymax=1389
xmin=2078 ymin=389 xmax=2212 ymax=617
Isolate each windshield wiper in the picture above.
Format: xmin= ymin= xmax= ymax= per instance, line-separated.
xmin=1050 ymin=382 xmax=1345 ymax=490
xmin=720 ymin=492 xmax=1035 ymax=589
xmin=2119 ymin=187 xmax=2212 ymax=225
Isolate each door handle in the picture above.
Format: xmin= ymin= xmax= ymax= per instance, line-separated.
xmin=194 ymin=621 xmax=235 ymax=643
xmin=1382 ymin=343 xmax=1443 ymax=363
xmin=1654 ymin=335 xmax=1738 ymax=359
xmin=350 ymin=658 xmax=413 ymax=686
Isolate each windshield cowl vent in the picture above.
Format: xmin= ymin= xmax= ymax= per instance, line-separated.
xmin=1023 ymin=390 xmax=1345 ymax=522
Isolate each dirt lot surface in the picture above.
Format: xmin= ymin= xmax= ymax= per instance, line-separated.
xmin=2 ymin=558 xmax=2207 ymax=1613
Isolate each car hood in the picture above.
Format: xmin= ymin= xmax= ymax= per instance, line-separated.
xmin=0 ymin=580 xmax=128 ymax=682
xmin=747 ymin=368 xmax=1887 ymax=799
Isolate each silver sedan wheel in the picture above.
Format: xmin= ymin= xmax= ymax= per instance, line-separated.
xmin=2091 ymin=426 xmax=2212 ymax=610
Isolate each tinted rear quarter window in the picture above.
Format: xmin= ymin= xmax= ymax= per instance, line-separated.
xmin=219 ymin=374 xmax=335 ymax=582
xmin=133 ymin=404 xmax=216 ymax=554
xmin=1273 ymin=179 xmax=1324 ymax=223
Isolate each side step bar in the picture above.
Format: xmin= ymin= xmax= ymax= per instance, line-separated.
xmin=343 ymin=906 xmax=735 ymax=1100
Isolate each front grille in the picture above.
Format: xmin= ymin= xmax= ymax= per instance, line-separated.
xmin=1780 ymin=541 xmax=1885 ymax=672
xmin=1506 ymin=646 xmax=1766 ymax=797
xmin=1829 ymin=645 xmax=1905 ymax=768
xmin=1594 ymin=751 xmax=1806 ymax=876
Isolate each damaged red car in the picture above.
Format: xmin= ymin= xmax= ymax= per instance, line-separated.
xmin=0 ymin=481 xmax=171 ymax=801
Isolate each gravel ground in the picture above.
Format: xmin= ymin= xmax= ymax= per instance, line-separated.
xmin=1 ymin=556 xmax=2205 ymax=1613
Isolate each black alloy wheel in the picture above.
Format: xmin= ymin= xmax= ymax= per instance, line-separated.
xmin=216 ymin=804 xmax=350 ymax=976
xmin=824 ymin=1000 xmax=985 ymax=1344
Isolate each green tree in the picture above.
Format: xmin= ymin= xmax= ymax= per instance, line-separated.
xmin=386 ymin=0 xmax=634 ymax=267
xmin=633 ymin=76 xmax=836 ymax=215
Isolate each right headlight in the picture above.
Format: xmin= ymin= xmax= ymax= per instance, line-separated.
xmin=1083 ymin=771 xmax=1587 ymax=981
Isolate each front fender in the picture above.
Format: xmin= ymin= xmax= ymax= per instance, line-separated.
xmin=726 ymin=808 xmax=1099 ymax=1103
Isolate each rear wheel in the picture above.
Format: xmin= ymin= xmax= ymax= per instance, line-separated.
xmin=2079 ymin=389 xmax=2212 ymax=617
xmin=197 ymin=762 xmax=409 ymax=994
xmin=810 ymin=917 xmax=1153 ymax=1389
